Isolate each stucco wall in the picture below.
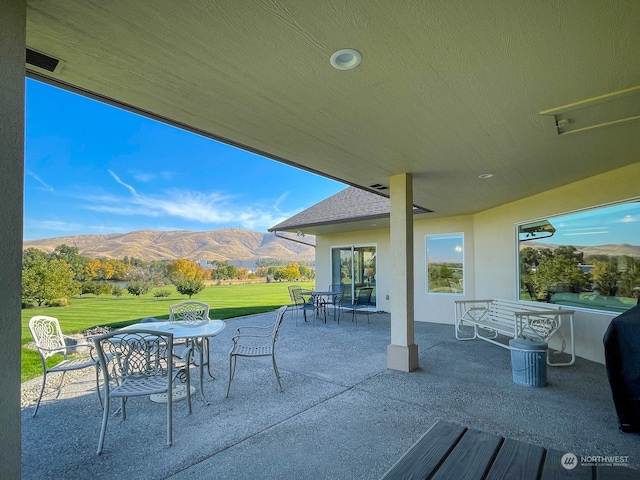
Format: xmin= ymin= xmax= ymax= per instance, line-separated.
xmin=316 ymin=163 xmax=640 ymax=364
xmin=316 ymin=229 xmax=391 ymax=311
xmin=413 ymin=215 xmax=476 ymax=324
xmin=0 ymin=0 xmax=26 ymax=477
xmin=472 ymin=163 xmax=640 ymax=363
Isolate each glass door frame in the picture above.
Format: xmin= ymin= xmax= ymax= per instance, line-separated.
xmin=330 ymin=243 xmax=377 ymax=310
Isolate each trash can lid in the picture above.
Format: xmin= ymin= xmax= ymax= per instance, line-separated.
xmin=509 ymin=337 xmax=548 ymax=350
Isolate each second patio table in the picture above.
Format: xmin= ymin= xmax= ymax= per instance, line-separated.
xmin=120 ymin=319 xmax=225 ymax=405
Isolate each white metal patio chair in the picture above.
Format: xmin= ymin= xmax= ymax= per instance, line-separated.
xmin=93 ymin=328 xmax=193 ymax=455
xmin=226 ymin=306 xmax=287 ymax=397
xmin=28 ymin=315 xmax=102 ymax=417
xmin=169 ymin=301 xmax=213 ymax=377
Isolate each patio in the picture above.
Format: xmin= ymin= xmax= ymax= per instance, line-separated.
xmin=21 ymin=309 xmax=640 ymax=479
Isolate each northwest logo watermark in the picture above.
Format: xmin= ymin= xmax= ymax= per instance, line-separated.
xmin=561 ymin=452 xmax=630 ymax=469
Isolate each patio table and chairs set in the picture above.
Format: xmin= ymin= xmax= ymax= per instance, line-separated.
xmin=287 ymin=284 xmax=374 ymax=326
xmin=27 ymin=303 xmax=288 ymax=454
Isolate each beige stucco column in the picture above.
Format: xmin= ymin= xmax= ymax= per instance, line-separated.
xmin=0 ymin=0 xmax=26 ymax=477
xmin=387 ymin=173 xmax=419 ymax=371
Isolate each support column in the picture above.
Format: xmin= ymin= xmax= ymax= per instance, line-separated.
xmin=0 ymin=0 xmax=26 ymax=478
xmin=387 ymin=173 xmax=419 ymax=372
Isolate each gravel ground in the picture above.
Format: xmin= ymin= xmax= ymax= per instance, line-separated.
xmin=21 ymin=327 xmax=110 ymax=410
xmin=21 ymin=367 xmax=93 ymax=409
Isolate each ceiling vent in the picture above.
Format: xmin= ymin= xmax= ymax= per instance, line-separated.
xmin=26 ymin=48 xmax=64 ymax=75
xmin=369 ymin=183 xmax=388 ymax=190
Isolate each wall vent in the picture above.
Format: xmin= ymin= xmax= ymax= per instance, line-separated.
xmin=26 ymin=48 xmax=64 ymax=74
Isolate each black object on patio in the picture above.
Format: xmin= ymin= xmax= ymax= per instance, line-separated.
xmin=603 ymin=303 xmax=640 ymax=433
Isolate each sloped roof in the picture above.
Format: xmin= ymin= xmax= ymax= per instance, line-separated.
xmin=269 ymin=187 xmax=390 ymax=231
xmin=270 ymin=187 xmax=430 ymax=233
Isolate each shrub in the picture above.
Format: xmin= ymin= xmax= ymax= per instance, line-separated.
xmin=153 ymin=289 xmax=171 ymax=298
xmin=112 ymin=285 xmax=124 ymax=297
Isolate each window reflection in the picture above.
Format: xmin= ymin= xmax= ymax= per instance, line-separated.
xmin=426 ymin=234 xmax=464 ymax=295
xmin=518 ymin=201 xmax=640 ymax=313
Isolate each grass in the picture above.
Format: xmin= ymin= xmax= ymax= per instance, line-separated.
xmin=21 ymin=281 xmax=314 ymax=382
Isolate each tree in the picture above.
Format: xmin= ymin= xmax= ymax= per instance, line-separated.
xmin=111 ymin=284 xmax=124 ymax=298
xmin=82 ymin=281 xmax=112 ymax=297
xmin=52 ymin=244 xmax=90 ymax=282
xmin=591 ymin=260 xmax=620 ymax=296
xmin=175 ymin=278 xmax=205 ymax=298
xmin=126 ymin=280 xmax=152 ymax=298
xmin=22 ymin=250 xmax=77 ymax=307
xmin=168 ymin=258 xmax=199 ymax=282
xmin=523 ymin=255 xmax=587 ymax=295
xmin=554 ymin=245 xmax=584 ymax=264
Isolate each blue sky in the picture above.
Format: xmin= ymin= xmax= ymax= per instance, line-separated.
xmin=24 ymin=78 xmax=346 ymax=240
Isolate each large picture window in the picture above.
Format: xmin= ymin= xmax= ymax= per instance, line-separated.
xmin=426 ymin=233 xmax=464 ymax=295
xmin=518 ymin=200 xmax=640 ymax=313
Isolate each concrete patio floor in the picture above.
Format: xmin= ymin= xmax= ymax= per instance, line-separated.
xmin=21 ymin=309 xmax=640 ymax=479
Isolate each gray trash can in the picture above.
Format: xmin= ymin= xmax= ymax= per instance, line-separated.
xmin=509 ymin=337 xmax=548 ymax=387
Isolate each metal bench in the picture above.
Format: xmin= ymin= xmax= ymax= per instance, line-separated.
xmin=381 ymin=421 xmax=640 ymax=480
xmin=454 ymin=299 xmax=575 ymax=366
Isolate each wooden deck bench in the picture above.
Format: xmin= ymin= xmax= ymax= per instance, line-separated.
xmin=454 ymin=299 xmax=575 ymax=366
xmin=381 ymin=421 xmax=640 ymax=480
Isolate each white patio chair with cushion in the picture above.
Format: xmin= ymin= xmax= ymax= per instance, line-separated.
xmin=169 ymin=301 xmax=213 ymax=377
xmin=226 ymin=306 xmax=287 ymax=397
xmin=28 ymin=315 xmax=102 ymax=417
xmin=93 ymin=328 xmax=193 ymax=455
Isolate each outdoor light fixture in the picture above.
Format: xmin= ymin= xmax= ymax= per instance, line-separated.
xmin=330 ymin=49 xmax=361 ymax=70
xmin=478 ymin=173 xmax=494 ymax=179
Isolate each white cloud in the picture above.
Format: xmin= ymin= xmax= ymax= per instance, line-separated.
xmin=24 ymin=219 xmax=82 ymax=232
xmin=131 ymin=170 xmax=175 ymax=183
xmin=82 ymin=188 xmax=300 ymax=232
xmin=108 ymin=169 xmax=140 ymax=197
xmin=71 ymin=170 xmax=304 ymax=232
xmin=273 ymin=191 xmax=290 ymax=211
xmin=26 ymin=170 xmax=54 ymax=192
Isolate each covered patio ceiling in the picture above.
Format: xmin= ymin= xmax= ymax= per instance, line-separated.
xmin=26 ymin=1 xmax=640 ymax=217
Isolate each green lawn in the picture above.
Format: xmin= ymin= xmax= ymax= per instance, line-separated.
xmin=21 ymin=281 xmax=313 ymax=382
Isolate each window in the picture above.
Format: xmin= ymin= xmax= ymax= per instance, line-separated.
xmin=426 ymin=233 xmax=464 ymax=295
xmin=517 ymin=200 xmax=640 ymax=313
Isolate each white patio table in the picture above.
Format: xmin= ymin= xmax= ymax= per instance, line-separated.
xmin=120 ymin=320 xmax=225 ymax=405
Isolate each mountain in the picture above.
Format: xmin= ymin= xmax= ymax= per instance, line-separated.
xmin=22 ymin=228 xmax=316 ymax=262
xmin=522 ymin=242 xmax=640 ymax=259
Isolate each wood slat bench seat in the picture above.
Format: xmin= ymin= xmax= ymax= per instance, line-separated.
xmin=381 ymin=421 xmax=640 ymax=480
xmin=454 ymin=299 xmax=575 ymax=366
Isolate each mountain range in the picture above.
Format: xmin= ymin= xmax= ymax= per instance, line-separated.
xmin=522 ymin=242 xmax=640 ymax=259
xmin=23 ymin=228 xmax=315 ymax=263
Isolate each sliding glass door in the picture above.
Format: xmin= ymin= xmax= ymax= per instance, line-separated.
xmin=331 ymin=245 xmax=376 ymax=308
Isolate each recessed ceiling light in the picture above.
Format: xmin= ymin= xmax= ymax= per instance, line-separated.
xmin=478 ymin=173 xmax=494 ymax=179
xmin=330 ymin=49 xmax=361 ymax=70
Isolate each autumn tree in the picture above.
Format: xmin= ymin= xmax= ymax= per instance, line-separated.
xmin=167 ymin=258 xmax=205 ymax=282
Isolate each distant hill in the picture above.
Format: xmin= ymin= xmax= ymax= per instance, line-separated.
xmin=22 ymin=228 xmax=315 ymax=263
xmin=522 ymin=242 xmax=640 ymax=258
